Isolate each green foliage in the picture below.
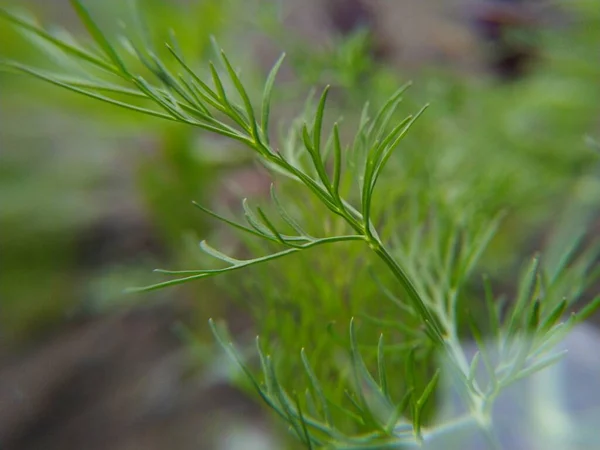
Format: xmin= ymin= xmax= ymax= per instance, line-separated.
xmin=2 ymin=0 xmax=600 ymax=448
xmin=210 ymin=5 xmax=600 ymax=442
xmin=0 ymin=0 xmax=244 ymax=344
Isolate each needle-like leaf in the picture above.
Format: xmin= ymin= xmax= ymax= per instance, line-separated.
xmin=261 ymin=53 xmax=286 ymax=144
xmin=301 ymin=348 xmax=332 ymax=425
xmin=69 ymin=0 xmax=128 ymax=75
xmin=0 ymin=7 xmax=115 ymax=73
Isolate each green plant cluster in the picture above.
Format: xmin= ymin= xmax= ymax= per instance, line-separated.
xmin=2 ymin=0 xmax=599 ymax=448
xmin=0 ymin=0 xmax=251 ymax=342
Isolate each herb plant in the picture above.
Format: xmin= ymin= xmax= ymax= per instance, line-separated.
xmin=2 ymin=1 xmax=599 ymax=448
xmin=0 ymin=0 xmax=250 ymax=340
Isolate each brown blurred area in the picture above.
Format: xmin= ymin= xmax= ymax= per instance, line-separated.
xmin=0 ymin=1 xmax=581 ymax=449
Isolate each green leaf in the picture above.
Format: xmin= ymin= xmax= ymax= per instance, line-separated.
xmin=69 ymin=0 xmax=128 ymax=74
xmin=312 ymin=85 xmax=330 ymax=155
xmin=293 ymin=393 xmax=317 ymax=449
xmin=404 ymin=347 xmax=417 ymax=392
xmin=270 ymin=184 xmax=312 ymax=237
xmin=413 ymin=369 xmax=440 ymax=441
xmin=0 ymin=7 xmax=115 ymax=73
xmin=255 ymin=337 xmax=275 ymax=394
xmin=3 ymin=61 xmax=174 ymax=121
xmin=301 ymin=348 xmax=332 ymax=425
xmin=256 ymin=205 xmax=301 ymax=247
xmin=220 ymin=50 xmax=260 ymax=141
xmin=358 ymin=313 xmax=421 ymax=338
xmin=208 ymin=319 xmax=275 ymax=410
xmin=468 ymin=351 xmax=481 ymax=387
xmin=483 ymin=274 xmax=501 ymax=345
xmin=261 ymin=53 xmax=286 ymax=144
xmin=192 ymin=201 xmax=277 ymax=241
xmin=468 ymin=313 xmax=497 ymax=390
xmin=539 ymin=299 xmax=568 ymax=334
xmin=369 ymin=105 xmax=429 ymax=199
xmin=242 ymin=198 xmax=276 ymax=237
xmin=528 ymin=300 xmax=541 ymax=332
xmin=300 ymin=122 xmax=331 ymax=189
xmin=209 ymin=61 xmax=227 ymax=101
xmin=267 ymin=357 xmax=306 ymax=441
xmin=134 ymin=75 xmax=186 ymax=120
xmin=377 ymin=334 xmax=388 ymax=397
xmin=165 ymin=43 xmax=220 ymax=104
xmin=506 ymin=255 xmax=540 ymax=337
xmin=510 ymin=350 xmax=568 ymax=384
xmin=349 ymin=318 xmax=392 ymax=430
xmin=361 ymin=111 xmax=415 ymax=232
xmin=332 ymin=123 xmax=343 ymax=197
xmin=126 ymin=234 xmax=364 ymax=292
xmin=199 ymin=240 xmax=241 ymax=265
xmin=304 ymin=388 xmax=318 ymax=418
xmin=384 ymin=388 xmax=414 ymax=433
xmin=574 ymin=295 xmax=600 ymax=324
xmin=367 ymin=81 xmax=412 ymax=141
xmin=457 ymin=214 xmax=503 ymax=282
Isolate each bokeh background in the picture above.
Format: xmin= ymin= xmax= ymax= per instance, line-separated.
xmin=1 ymin=0 xmax=599 ymax=449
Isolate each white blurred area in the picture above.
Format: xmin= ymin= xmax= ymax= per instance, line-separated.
xmin=428 ymin=323 xmax=600 ymax=449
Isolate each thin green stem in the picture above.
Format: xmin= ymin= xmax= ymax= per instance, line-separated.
xmin=369 ymin=242 xmax=445 ymax=345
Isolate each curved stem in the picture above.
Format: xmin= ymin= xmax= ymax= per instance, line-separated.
xmin=370 ymin=242 xmax=445 ymax=345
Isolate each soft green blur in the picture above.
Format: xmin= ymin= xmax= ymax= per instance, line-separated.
xmin=0 ymin=0 xmax=251 ymax=346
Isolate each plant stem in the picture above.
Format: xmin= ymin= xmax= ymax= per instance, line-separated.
xmin=369 ymin=241 xmax=445 ymax=345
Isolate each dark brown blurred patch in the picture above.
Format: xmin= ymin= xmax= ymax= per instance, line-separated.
xmin=0 ymin=307 xmax=264 ymax=450
xmin=324 ymin=0 xmax=392 ymax=61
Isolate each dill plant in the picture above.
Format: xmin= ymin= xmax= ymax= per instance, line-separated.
xmin=2 ymin=1 xmax=599 ymax=448
xmin=0 ymin=0 xmax=256 ymax=337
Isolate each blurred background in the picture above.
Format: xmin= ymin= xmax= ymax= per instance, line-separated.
xmin=1 ymin=0 xmax=599 ymax=449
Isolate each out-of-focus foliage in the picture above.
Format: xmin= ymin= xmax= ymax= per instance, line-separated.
xmin=0 ymin=0 xmax=253 ymax=345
